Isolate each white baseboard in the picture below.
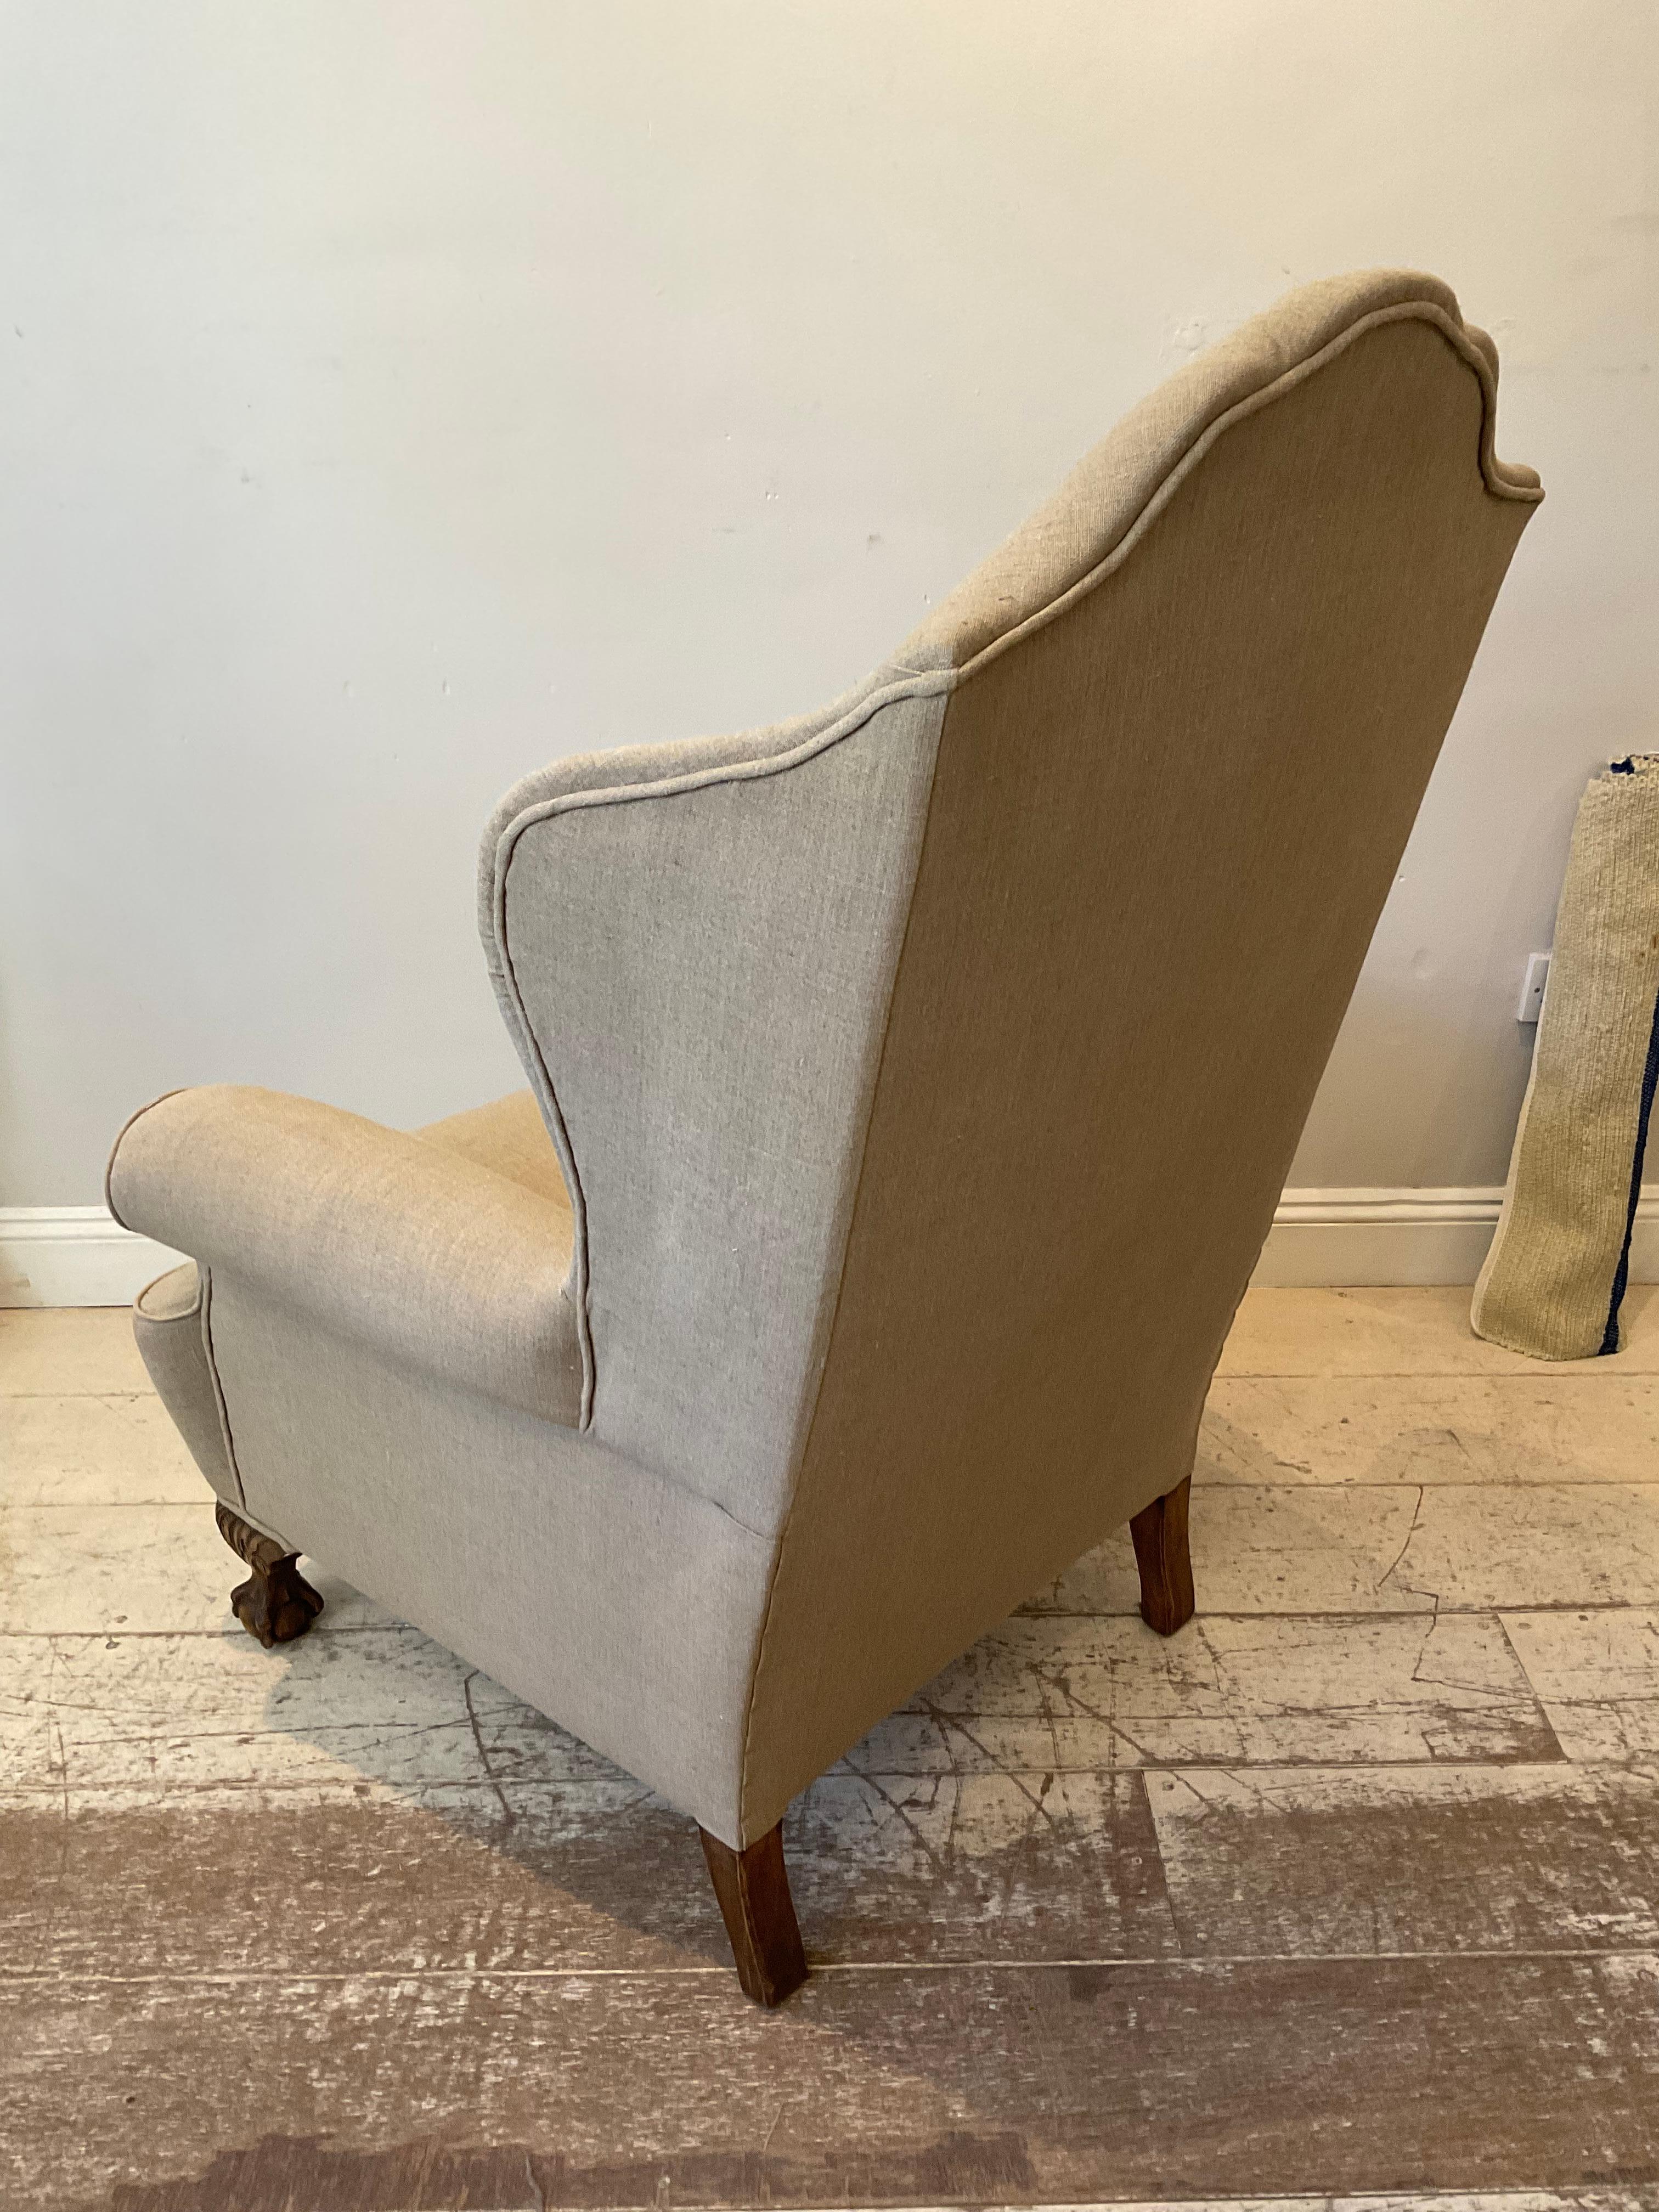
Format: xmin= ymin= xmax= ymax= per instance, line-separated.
xmin=1252 ymin=1186 xmax=1659 ymax=1289
xmin=0 ymin=1208 xmax=184 ymax=1310
xmin=3 ymin=1191 xmax=1656 ymax=1308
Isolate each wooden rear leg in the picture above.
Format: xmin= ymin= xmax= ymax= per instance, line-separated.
xmin=216 ymin=1501 xmax=324 ymax=1649
xmin=699 ymin=1821 xmax=808 ymax=2006
xmin=1130 ymin=1473 xmax=1195 ymax=1636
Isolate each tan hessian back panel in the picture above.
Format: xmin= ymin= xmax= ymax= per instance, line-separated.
xmin=742 ymin=314 xmax=1536 ymax=1832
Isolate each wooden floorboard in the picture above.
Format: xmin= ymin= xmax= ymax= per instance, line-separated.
xmin=1200 ymin=1372 xmax=1659 ymax=1486
xmin=0 ymin=1770 xmax=1178 ymax=1979
xmin=7 ymin=1955 xmax=1659 ymax=2210
xmin=0 ymin=1390 xmax=205 ymax=1506
xmin=884 ymin=1610 xmax=1560 ymax=1765
xmin=1213 ymin=1284 xmax=1659 ymax=1378
xmin=0 ymin=1606 xmax=1562 ymax=1799
xmin=1024 ymin=1484 xmax=1659 ymax=1617
xmin=7 ymin=1286 xmax=1659 ymax=2208
xmin=1144 ymin=1761 xmax=1659 ymax=1954
xmin=7 ymin=1757 xmax=1659 ymax=1983
xmin=1501 ymin=1609 xmax=1659 ymax=1759
xmin=0 ymin=1308 xmax=155 ymax=1396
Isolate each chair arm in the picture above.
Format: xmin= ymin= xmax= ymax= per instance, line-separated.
xmin=106 ymin=1085 xmax=582 ymax=1427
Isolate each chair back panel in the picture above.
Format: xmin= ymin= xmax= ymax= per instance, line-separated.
xmin=743 ymin=307 xmax=1538 ymax=1830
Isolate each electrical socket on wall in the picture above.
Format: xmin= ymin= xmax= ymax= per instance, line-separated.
xmin=1517 ymin=951 xmax=1551 ymax=1024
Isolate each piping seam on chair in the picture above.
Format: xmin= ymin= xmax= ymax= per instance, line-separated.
xmin=106 ymin=1091 xmax=252 ymax=1511
xmin=196 ymin=1264 xmax=250 ymax=1513
xmin=489 ymin=308 xmax=1527 ymax=871
xmin=103 ymin=1088 xmax=185 ymax=1228
xmin=935 ymin=303 xmax=1537 ymax=694
xmin=488 ymin=930 xmax=597 ymax=1426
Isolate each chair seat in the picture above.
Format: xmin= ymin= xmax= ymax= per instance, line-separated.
xmin=416 ymin=1089 xmax=573 ymax=1212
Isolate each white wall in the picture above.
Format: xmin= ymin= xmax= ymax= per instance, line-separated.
xmin=2 ymin=0 xmax=1655 ymax=1207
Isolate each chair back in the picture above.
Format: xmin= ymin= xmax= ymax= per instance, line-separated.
xmin=741 ymin=271 xmax=1542 ymax=1828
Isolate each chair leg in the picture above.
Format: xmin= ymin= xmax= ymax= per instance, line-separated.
xmin=698 ymin=1821 xmax=808 ymax=2006
xmin=1130 ymin=1472 xmax=1195 ymax=1635
xmin=216 ymin=1501 xmax=324 ymax=1649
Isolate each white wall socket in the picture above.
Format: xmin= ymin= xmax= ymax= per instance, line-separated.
xmin=1517 ymin=951 xmax=1551 ymax=1024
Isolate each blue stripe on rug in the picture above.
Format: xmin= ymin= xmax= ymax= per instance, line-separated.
xmin=1600 ymin=973 xmax=1659 ymax=1355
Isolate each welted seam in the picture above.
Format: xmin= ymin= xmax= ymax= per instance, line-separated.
xmin=196 ymin=1266 xmax=250 ymax=1514
xmin=934 ymin=304 xmax=1536 ymax=698
xmin=488 ymin=310 xmax=1527 ymax=891
xmin=489 ymin=915 xmax=597 ymax=1427
xmin=103 ymin=1088 xmax=185 ymax=1228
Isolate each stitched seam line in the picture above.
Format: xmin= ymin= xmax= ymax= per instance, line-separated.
xmin=937 ymin=304 xmax=1534 ymax=696
xmin=489 ymin=918 xmax=597 ymax=1427
xmin=197 ymin=1265 xmax=249 ymax=1513
xmin=107 ymin=1093 xmax=251 ymax=1513
xmin=103 ymin=1089 xmax=185 ymax=1227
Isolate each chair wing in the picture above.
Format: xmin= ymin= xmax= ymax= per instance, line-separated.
xmin=477 ymin=673 xmax=951 ymax=1534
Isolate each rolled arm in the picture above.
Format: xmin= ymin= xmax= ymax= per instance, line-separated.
xmin=106 ymin=1085 xmax=582 ymax=1426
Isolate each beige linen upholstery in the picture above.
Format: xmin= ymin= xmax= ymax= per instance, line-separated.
xmin=417 ymin=1087 xmax=575 ymax=1210
xmin=131 ymin=1262 xmax=238 ymax=1503
xmin=111 ymin=269 xmax=1541 ymax=1847
xmin=110 ymin=1086 xmax=582 ymax=1430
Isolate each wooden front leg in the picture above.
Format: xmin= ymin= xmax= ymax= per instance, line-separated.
xmin=1129 ymin=1473 xmax=1195 ymax=1636
xmin=215 ymin=1502 xmax=324 ymax=1649
xmin=698 ymin=1821 xmax=808 ymax=2006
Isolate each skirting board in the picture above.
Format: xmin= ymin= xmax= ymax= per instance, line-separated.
xmin=1 ymin=1193 xmax=1656 ymax=1308
xmin=1 ymin=1209 xmax=185 ymax=1310
xmin=1254 ymin=1186 xmax=1658 ymax=1289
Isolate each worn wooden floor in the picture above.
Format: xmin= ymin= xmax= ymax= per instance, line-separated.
xmin=3 ymin=1287 xmax=1659 ymax=2211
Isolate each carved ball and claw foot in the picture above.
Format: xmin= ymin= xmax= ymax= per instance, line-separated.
xmin=1129 ymin=1472 xmax=1197 ymax=1637
xmin=215 ymin=1501 xmax=324 ymax=1649
xmin=699 ymin=1821 xmax=808 ymax=2006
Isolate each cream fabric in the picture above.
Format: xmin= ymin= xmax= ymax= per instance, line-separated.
xmin=208 ymin=1283 xmax=769 ymax=1830
xmin=131 ymin=1261 xmax=239 ymax=1505
xmin=114 ymin=268 xmax=1539 ymax=1846
xmin=417 ymin=1090 xmax=573 ymax=1210
xmin=1472 ymin=758 xmax=1659 ymax=1359
xmin=110 ymin=1086 xmax=582 ymax=1429
xmin=483 ymin=684 xmax=949 ymax=1517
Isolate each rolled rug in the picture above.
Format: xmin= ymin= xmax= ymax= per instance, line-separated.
xmin=1472 ymin=755 xmax=1659 ymax=1359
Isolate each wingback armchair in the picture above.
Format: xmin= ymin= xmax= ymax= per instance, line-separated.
xmin=109 ymin=269 xmax=1540 ymax=2004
